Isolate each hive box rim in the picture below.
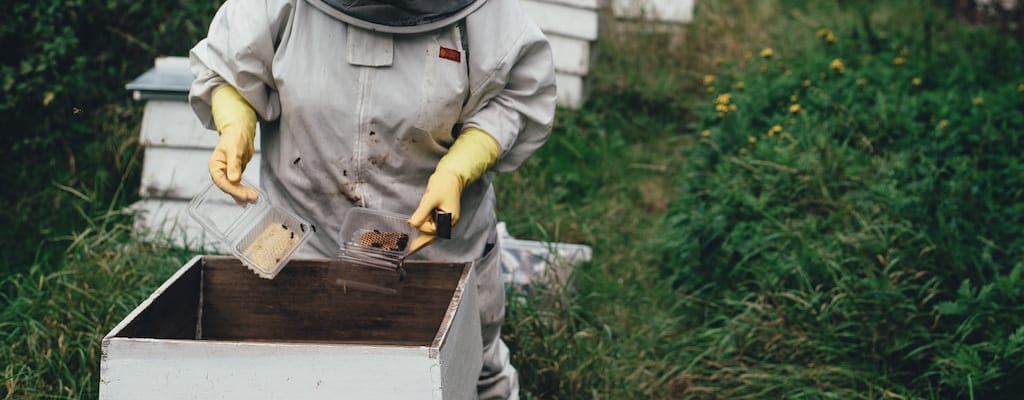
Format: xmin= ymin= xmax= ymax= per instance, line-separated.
xmin=102 ymin=255 xmax=475 ymax=355
xmin=99 ymin=255 xmax=483 ymax=399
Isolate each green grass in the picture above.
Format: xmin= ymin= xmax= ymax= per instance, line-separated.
xmin=1 ymin=215 xmax=195 ymax=399
xmin=4 ymin=0 xmax=1024 ymax=399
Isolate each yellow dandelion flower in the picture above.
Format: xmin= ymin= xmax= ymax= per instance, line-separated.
xmin=729 ymin=104 xmax=737 ymax=111
xmin=894 ymin=56 xmax=906 ymax=66
xmin=825 ymin=32 xmax=836 ymax=43
xmin=790 ymin=94 xmax=799 ymax=103
xmin=735 ymin=81 xmax=745 ymax=90
xmin=771 ymin=125 xmax=783 ymax=134
xmin=748 ymin=136 xmax=757 ymax=144
xmin=701 ymin=129 xmax=711 ymax=137
xmin=973 ymin=96 xmax=984 ymax=106
xmin=829 ymin=58 xmax=844 ymax=73
xmin=707 ymin=86 xmax=716 ymax=93
xmin=715 ymin=93 xmax=732 ymax=105
xmin=760 ymin=48 xmax=774 ymax=58
xmin=912 ymin=77 xmax=922 ymax=86
xmin=816 ymin=28 xmax=831 ymax=38
xmin=856 ymin=78 xmax=867 ymax=86
xmin=938 ymin=119 xmax=949 ymax=129
xmin=715 ymin=104 xmax=729 ymax=113
xmin=703 ymin=74 xmax=716 ymax=86
xmin=789 ymin=104 xmax=802 ymax=113
xmin=802 ymin=79 xmax=812 ymax=87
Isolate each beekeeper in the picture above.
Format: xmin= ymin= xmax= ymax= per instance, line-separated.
xmin=188 ymin=0 xmax=555 ymax=398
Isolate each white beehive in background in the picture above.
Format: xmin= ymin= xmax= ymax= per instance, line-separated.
xmin=521 ymin=0 xmax=602 ymax=109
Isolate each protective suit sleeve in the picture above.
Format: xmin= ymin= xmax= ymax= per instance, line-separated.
xmin=188 ymin=0 xmax=294 ymax=130
xmin=460 ymin=2 xmax=557 ymax=173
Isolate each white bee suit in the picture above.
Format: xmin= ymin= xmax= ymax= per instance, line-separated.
xmin=188 ymin=0 xmax=555 ymax=397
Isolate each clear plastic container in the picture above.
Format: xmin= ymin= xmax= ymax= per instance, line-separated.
xmin=335 ymin=208 xmax=420 ymax=271
xmin=187 ymin=179 xmax=313 ymax=279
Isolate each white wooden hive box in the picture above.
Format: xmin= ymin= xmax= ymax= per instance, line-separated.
xmin=99 ymin=255 xmax=482 ymax=399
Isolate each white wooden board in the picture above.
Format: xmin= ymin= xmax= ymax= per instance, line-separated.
xmin=140 ymin=146 xmax=261 ymax=200
xmin=140 ymin=101 xmax=216 ymax=148
xmin=611 ymin=0 xmax=695 ymax=23
xmin=555 ymin=72 xmax=587 ymax=109
xmin=154 ymin=56 xmax=190 ymax=72
xmin=129 ymin=199 xmax=230 ymax=253
xmin=521 ymin=0 xmax=600 ymax=41
xmin=532 ymin=0 xmax=602 ymax=10
xmin=100 ymin=256 xmax=483 ymax=400
xmin=435 ymin=264 xmax=482 ymax=399
xmin=101 ymin=340 xmax=441 ymax=399
xmin=140 ymin=101 xmax=264 ymax=150
xmin=548 ymin=33 xmax=593 ymax=76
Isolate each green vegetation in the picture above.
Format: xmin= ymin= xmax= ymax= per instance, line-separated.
xmin=3 ymin=0 xmax=1023 ymax=399
xmin=660 ymin=5 xmax=1024 ymax=398
xmin=501 ymin=1 xmax=1024 ymax=399
xmin=0 ymin=0 xmax=219 ymax=277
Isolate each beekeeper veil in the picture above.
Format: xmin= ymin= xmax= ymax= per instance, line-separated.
xmin=306 ymin=0 xmax=489 ymax=33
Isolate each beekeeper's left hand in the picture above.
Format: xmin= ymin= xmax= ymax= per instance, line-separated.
xmin=408 ymin=127 xmax=500 ymax=254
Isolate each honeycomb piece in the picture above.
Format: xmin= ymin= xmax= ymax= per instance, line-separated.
xmin=358 ymin=230 xmax=409 ymax=252
xmin=243 ymin=223 xmax=299 ymax=272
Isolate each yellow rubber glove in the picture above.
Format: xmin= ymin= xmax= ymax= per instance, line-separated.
xmin=209 ymin=85 xmax=259 ymax=204
xmin=407 ymin=127 xmax=501 ymax=255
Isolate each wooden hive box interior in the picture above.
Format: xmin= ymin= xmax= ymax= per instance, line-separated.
xmin=113 ymin=257 xmax=469 ymax=346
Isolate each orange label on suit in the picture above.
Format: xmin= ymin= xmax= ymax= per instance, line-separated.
xmin=439 ymin=46 xmax=461 ymax=63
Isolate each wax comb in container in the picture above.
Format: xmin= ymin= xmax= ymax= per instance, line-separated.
xmin=335 ymin=208 xmax=421 ymax=271
xmin=188 ymin=179 xmax=313 ymax=279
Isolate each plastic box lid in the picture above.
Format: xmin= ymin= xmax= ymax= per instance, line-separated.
xmin=187 ymin=179 xmax=313 ymax=279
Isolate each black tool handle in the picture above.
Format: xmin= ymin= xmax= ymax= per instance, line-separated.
xmin=433 ymin=209 xmax=452 ymax=239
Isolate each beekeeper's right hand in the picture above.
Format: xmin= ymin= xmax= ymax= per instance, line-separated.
xmin=209 ymin=85 xmax=259 ymax=203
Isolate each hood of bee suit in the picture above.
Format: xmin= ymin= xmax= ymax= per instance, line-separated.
xmin=305 ymin=0 xmax=489 ymax=34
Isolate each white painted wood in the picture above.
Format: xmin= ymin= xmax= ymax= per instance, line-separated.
xmin=533 ymin=0 xmax=602 ymax=10
xmin=555 ymin=72 xmax=587 ymax=109
xmin=100 ymin=257 xmax=482 ymax=399
xmin=140 ymin=101 xmax=263 ymax=149
xmin=154 ymin=56 xmax=191 ymax=72
xmin=436 ymin=264 xmax=483 ymax=399
xmin=100 ymin=339 xmax=438 ymax=399
xmin=548 ymin=34 xmax=593 ymax=76
xmin=139 ymin=100 xmax=215 ymax=148
xmin=611 ymin=0 xmax=695 ymax=23
xmin=521 ymin=0 xmax=600 ymax=41
xmin=140 ymin=146 xmax=261 ymax=200
xmin=129 ymin=199 xmax=231 ymax=254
